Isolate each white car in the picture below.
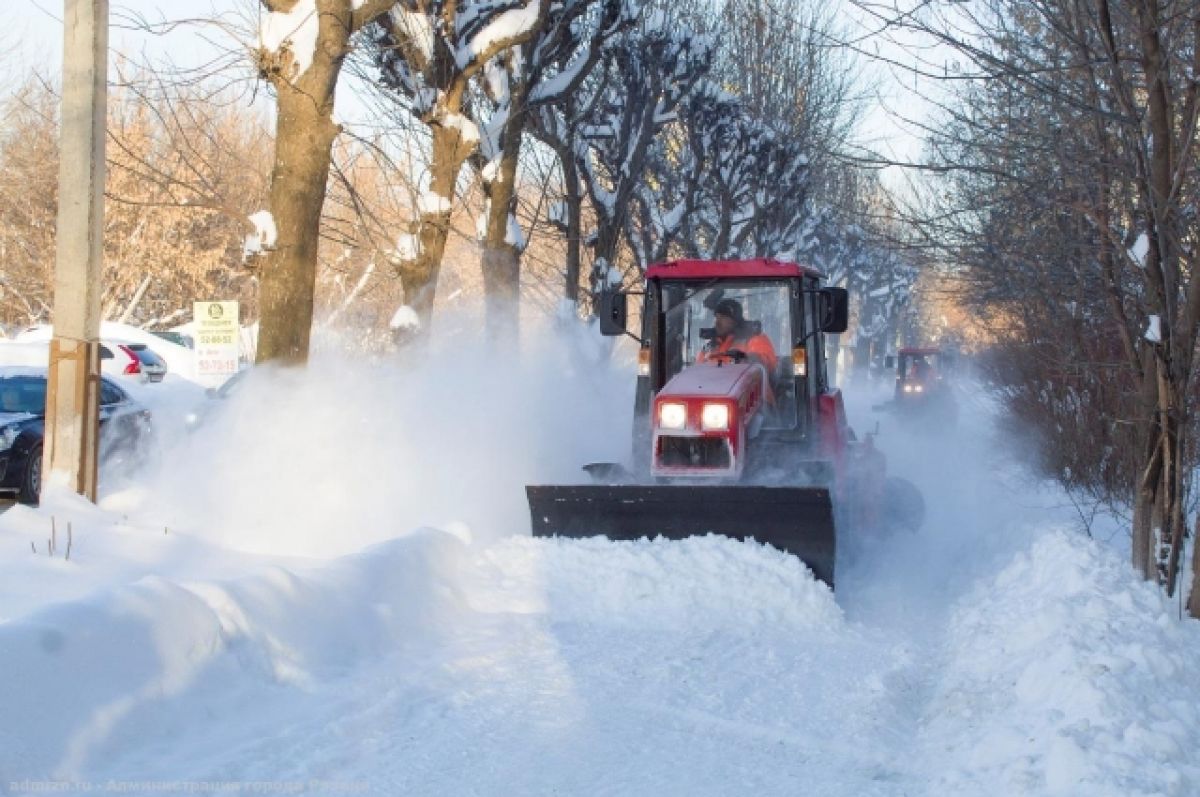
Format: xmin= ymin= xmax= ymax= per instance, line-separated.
xmin=101 ymin=341 xmax=168 ymax=383
xmin=11 ymin=327 xmax=171 ymax=383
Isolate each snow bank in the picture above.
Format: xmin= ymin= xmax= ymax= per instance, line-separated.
xmin=0 ymin=529 xmax=468 ymax=780
xmin=468 ymin=535 xmax=841 ymax=632
xmin=0 ymin=523 xmax=844 ymax=783
xmin=0 ymin=340 xmax=53 ymax=368
xmin=921 ymin=531 xmax=1200 ymax=796
xmin=0 ymin=493 xmax=298 ymax=624
xmin=4 ymin=363 xmax=1200 ymax=792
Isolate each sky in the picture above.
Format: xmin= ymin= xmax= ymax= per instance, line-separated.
xmin=6 ymin=0 xmax=943 ymax=193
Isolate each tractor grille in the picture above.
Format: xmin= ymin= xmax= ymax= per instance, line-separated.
xmin=657 ymin=436 xmax=731 ymax=470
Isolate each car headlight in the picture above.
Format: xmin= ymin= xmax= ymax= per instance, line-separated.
xmin=0 ymin=426 xmax=16 ymax=453
xmin=701 ymin=403 xmax=730 ymax=431
xmin=914 ymin=384 xmax=924 ymax=392
xmin=658 ymin=402 xmax=687 ymax=430
xmin=903 ymin=384 xmax=913 ymax=393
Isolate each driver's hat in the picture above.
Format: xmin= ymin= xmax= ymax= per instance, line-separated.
xmin=714 ymin=298 xmax=744 ymax=323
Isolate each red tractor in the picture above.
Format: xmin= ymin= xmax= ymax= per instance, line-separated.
xmin=527 ymin=258 xmax=922 ymax=587
xmin=885 ymin=346 xmax=959 ymax=422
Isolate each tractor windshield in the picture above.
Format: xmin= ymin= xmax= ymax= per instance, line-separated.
xmin=660 ymin=281 xmax=797 ymax=428
xmin=900 ymin=351 xmax=941 ymax=381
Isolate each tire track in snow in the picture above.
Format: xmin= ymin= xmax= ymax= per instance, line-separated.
xmin=836 ymin=384 xmax=1072 ymax=790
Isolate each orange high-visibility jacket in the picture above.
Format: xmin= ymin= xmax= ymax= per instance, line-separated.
xmin=699 ymin=332 xmax=779 ymax=373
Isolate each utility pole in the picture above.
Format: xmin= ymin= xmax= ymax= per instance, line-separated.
xmin=44 ymin=0 xmax=107 ymax=501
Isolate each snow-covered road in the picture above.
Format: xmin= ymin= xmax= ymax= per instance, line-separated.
xmin=2 ymin=362 xmax=1199 ymax=796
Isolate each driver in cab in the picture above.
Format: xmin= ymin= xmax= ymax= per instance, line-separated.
xmin=698 ymin=298 xmax=779 ymax=374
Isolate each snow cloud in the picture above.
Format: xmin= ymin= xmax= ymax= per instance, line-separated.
xmin=133 ymin=316 xmax=635 ymax=558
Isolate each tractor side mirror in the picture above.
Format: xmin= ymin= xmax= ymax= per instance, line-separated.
xmin=819 ymin=287 xmax=849 ymax=334
xmin=598 ymin=290 xmax=628 ymax=336
xmin=885 ymin=355 xmax=895 ymax=369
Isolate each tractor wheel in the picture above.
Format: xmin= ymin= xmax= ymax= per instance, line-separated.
xmin=18 ymin=444 xmax=42 ymax=505
xmin=884 ymin=476 xmax=924 ymax=533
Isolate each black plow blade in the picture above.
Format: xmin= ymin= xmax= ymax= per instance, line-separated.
xmin=526 ymin=484 xmax=837 ymax=587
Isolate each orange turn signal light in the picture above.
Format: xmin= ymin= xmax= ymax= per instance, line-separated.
xmin=792 ymin=347 xmax=807 ymax=377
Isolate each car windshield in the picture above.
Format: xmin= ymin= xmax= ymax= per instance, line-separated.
xmin=0 ymin=376 xmax=47 ymax=415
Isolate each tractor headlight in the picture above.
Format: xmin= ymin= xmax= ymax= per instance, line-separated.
xmin=700 ymin=403 xmax=730 ymax=431
xmin=658 ymin=402 xmax=687 ymax=430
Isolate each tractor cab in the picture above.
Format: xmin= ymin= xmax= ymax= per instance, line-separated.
xmin=888 ymin=347 xmax=946 ymax=402
xmin=882 ymin=346 xmax=958 ymax=425
xmin=599 ymin=258 xmax=848 ymax=479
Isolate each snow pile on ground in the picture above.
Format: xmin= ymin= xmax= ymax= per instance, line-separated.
xmin=0 ymin=529 xmax=467 ymax=782
xmin=2 ymin=348 xmax=1199 ymax=794
xmin=0 ymin=493 xmax=307 ymax=624
xmin=0 ymin=341 xmax=53 ymax=368
xmin=920 ymin=531 xmax=1200 ymax=796
xmin=469 ymin=534 xmax=840 ymax=632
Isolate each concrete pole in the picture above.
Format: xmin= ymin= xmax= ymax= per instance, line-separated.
xmin=44 ymin=0 xmax=108 ymax=501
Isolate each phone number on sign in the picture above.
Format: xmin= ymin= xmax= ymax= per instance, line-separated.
xmin=198 ymin=358 xmax=237 ymax=372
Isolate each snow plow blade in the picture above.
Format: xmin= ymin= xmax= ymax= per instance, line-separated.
xmin=526 ymin=484 xmax=837 ymax=587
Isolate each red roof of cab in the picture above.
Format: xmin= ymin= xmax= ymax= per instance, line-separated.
xmin=645 ymin=258 xmax=824 ymax=281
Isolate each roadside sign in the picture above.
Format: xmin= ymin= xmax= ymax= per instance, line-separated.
xmin=194 ymin=301 xmax=239 ymax=382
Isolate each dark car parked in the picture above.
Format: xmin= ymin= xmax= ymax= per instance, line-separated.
xmin=0 ymin=368 xmax=154 ymax=503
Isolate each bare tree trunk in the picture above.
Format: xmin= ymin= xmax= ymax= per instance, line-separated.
xmin=257 ymin=85 xmax=339 ymax=363
xmin=1188 ymin=514 xmax=1200 ymax=616
xmin=117 ymin=274 xmax=151 ymax=324
xmin=255 ymin=0 xmax=393 ymax=363
xmin=325 ymin=261 xmax=375 ymax=325
xmin=1163 ymin=380 xmax=1189 ymax=595
xmin=559 ymin=151 xmax=582 ymax=305
xmin=395 ymin=122 xmax=474 ymax=332
xmin=481 ymin=86 xmax=529 ymax=342
xmin=1133 ymin=421 xmax=1162 ymax=580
